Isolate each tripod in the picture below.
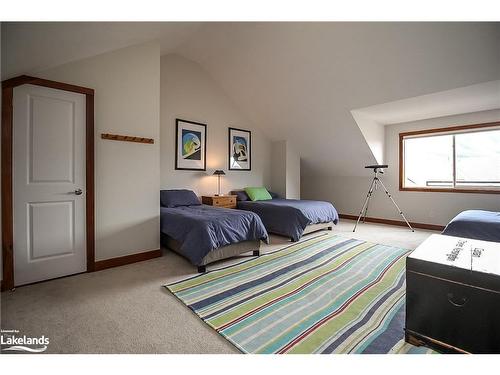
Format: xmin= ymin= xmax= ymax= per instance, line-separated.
xmin=353 ymin=165 xmax=414 ymax=232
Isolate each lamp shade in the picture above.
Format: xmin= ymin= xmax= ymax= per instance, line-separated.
xmin=213 ymin=170 xmax=226 ymax=176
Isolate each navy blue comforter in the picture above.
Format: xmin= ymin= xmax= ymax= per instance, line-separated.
xmin=442 ymin=210 xmax=500 ymax=242
xmin=237 ymin=198 xmax=339 ymax=241
xmin=160 ymin=205 xmax=268 ymax=265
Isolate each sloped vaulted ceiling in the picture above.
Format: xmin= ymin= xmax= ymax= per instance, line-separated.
xmin=174 ymin=22 xmax=500 ymax=176
xmin=1 ymin=22 xmax=202 ymax=78
xmin=3 ymin=22 xmax=500 ymax=177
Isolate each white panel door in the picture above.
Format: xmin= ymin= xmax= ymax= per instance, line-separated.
xmin=13 ymin=84 xmax=87 ymax=286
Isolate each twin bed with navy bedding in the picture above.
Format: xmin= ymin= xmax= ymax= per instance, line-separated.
xmin=160 ymin=188 xmax=339 ymax=272
xmin=442 ymin=210 xmax=500 ymax=243
xmin=231 ymin=189 xmax=339 ymax=242
xmin=160 ymin=189 xmax=268 ymax=273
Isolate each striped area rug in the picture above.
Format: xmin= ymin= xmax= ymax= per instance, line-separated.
xmin=165 ymin=234 xmax=435 ymax=354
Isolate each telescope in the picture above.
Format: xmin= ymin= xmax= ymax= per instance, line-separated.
xmin=365 ymin=164 xmax=388 ymax=173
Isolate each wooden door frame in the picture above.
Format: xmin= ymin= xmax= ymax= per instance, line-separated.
xmin=1 ymin=75 xmax=95 ymax=291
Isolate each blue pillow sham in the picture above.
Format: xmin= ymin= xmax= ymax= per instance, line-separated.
xmin=160 ymin=189 xmax=201 ymax=208
xmin=231 ymin=190 xmax=250 ymax=201
xmin=269 ymin=191 xmax=280 ymax=199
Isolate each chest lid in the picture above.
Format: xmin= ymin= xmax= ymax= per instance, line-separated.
xmin=407 ymin=234 xmax=500 ymax=293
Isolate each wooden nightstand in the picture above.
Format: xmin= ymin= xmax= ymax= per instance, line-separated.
xmin=201 ymin=195 xmax=237 ymax=209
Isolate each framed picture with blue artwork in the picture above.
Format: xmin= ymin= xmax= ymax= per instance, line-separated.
xmin=175 ymin=119 xmax=207 ymax=170
xmin=228 ymin=127 xmax=251 ymax=171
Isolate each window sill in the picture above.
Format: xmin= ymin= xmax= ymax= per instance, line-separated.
xmin=399 ymin=187 xmax=500 ymax=194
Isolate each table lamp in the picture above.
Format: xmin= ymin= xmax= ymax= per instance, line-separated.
xmin=213 ymin=170 xmax=226 ymax=196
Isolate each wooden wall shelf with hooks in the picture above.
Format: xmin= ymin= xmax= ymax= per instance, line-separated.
xmin=101 ymin=133 xmax=154 ymax=144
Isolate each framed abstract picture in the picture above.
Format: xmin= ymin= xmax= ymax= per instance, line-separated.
xmin=175 ymin=119 xmax=207 ymax=170
xmin=228 ymin=127 xmax=251 ymax=171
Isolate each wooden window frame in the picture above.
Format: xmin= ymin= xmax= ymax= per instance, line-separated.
xmin=399 ymin=121 xmax=500 ymax=194
xmin=1 ymin=75 xmax=95 ymax=291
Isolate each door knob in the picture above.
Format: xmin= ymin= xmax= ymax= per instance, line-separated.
xmin=74 ymin=189 xmax=83 ymax=196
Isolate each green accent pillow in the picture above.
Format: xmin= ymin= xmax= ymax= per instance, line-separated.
xmin=245 ymin=187 xmax=273 ymax=201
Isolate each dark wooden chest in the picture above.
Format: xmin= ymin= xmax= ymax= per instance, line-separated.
xmin=405 ymin=234 xmax=500 ymax=354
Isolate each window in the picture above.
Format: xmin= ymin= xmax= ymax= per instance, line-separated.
xmin=400 ymin=122 xmax=500 ymax=193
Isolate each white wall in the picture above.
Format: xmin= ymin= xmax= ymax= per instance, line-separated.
xmin=160 ymin=54 xmax=272 ymax=195
xmin=271 ymin=141 xmax=287 ymax=198
xmin=270 ymin=140 xmax=301 ymax=199
xmin=37 ymin=42 xmax=161 ymax=261
xmin=302 ymin=109 xmax=500 ymax=226
xmin=286 ymin=142 xmax=301 ymax=199
xmin=351 ymin=110 xmax=384 ymax=165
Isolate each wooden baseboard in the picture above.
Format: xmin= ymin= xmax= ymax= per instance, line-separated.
xmin=339 ymin=214 xmax=445 ymax=232
xmin=0 ymin=251 xmax=161 ymax=291
xmin=94 ymin=249 xmax=162 ymax=271
xmin=405 ymin=329 xmax=469 ymax=354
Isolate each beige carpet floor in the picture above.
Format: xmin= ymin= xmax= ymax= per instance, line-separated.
xmin=0 ymin=220 xmax=435 ymax=354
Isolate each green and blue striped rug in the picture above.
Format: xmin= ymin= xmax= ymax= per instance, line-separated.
xmin=165 ymin=234 xmax=435 ymax=354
